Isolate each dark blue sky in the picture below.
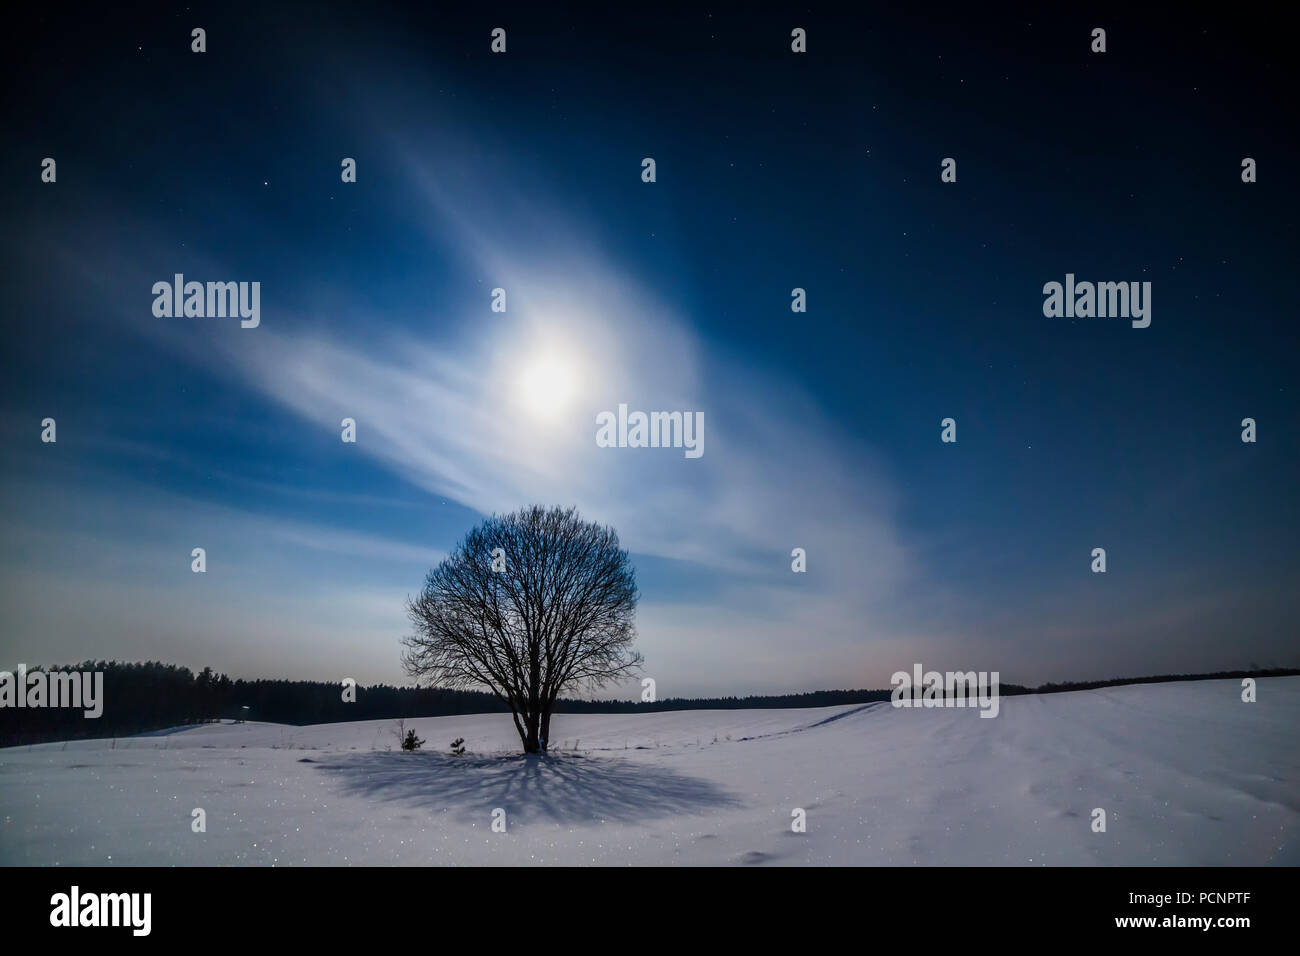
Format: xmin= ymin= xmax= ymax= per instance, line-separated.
xmin=2 ymin=3 xmax=1296 ymax=694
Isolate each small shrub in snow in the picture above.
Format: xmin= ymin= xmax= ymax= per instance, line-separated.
xmin=401 ymin=729 xmax=425 ymax=751
xmin=449 ymin=737 xmax=466 ymax=755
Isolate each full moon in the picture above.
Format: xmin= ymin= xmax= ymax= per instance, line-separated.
xmin=515 ymin=350 xmax=580 ymax=424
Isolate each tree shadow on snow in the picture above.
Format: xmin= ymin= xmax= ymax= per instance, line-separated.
xmin=315 ymin=751 xmax=743 ymax=825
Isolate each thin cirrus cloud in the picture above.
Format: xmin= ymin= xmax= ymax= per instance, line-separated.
xmin=127 ymin=150 xmax=926 ymax=692
xmin=7 ymin=136 xmax=921 ymax=693
xmin=73 ymin=128 xmax=910 ymax=598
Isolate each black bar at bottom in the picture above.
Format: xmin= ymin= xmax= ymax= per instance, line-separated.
xmin=6 ymin=866 xmax=1283 ymax=940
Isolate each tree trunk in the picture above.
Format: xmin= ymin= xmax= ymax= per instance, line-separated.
xmin=540 ymin=709 xmax=552 ymax=753
xmin=521 ymin=711 xmax=541 ymax=754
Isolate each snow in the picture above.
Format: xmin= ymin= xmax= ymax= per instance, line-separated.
xmin=2 ymin=677 xmax=1296 ymax=865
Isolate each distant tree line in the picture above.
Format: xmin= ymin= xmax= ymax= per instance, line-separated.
xmin=0 ymin=661 xmax=509 ymax=747
xmin=2 ymin=660 xmax=1295 ymax=747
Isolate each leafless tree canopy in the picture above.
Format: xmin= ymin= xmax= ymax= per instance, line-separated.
xmin=402 ymin=505 xmax=641 ymax=753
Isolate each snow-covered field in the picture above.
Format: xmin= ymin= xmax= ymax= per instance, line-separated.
xmin=2 ymin=677 xmax=1297 ymax=865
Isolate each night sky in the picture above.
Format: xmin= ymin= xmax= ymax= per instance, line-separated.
xmin=1 ymin=3 xmax=1296 ymax=695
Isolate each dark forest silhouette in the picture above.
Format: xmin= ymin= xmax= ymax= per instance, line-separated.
xmin=2 ymin=660 xmax=1296 ymax=747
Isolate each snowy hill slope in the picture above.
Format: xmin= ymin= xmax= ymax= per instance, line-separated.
xmin=1 ymin=677 xmax=1296 ymax=865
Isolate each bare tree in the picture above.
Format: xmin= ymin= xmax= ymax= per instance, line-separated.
xmin=402 ymin=505 xmax=641 ymax=754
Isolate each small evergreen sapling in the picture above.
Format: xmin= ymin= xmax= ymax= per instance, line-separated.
xmin=401 ymin=729 xmax=425 ymax=751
